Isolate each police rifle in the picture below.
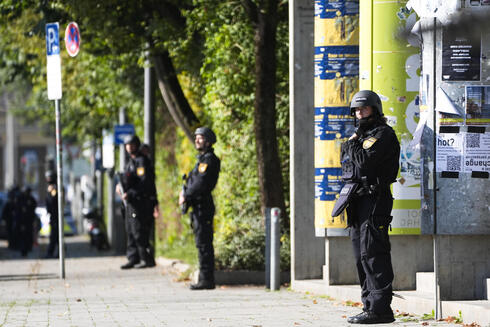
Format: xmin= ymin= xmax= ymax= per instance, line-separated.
xmin=181 ymin=174 xmax=189 ymax=215
xmin=116 ymin=172 xmax=128 ymax=207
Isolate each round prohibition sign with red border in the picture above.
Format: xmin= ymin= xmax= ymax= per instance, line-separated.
xmin=65 ymin=22 xmax=80 ymax=57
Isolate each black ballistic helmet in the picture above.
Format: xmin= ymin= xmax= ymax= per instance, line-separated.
xmin=124 ymin=134 xmax=141 ymax=147
xmin=350 ymin=90 xmax=383 ymax=116
xmin=195 ymin=126 xmax=216 ymax=144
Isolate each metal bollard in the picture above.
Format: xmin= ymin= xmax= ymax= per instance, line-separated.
xmin=270 ymin=207 xmax=281 ymax=291
xmin=265 ymin=209 xmax=271 ymax=289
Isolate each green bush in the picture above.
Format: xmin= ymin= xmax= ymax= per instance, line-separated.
xmin=215 ymin=216 xmax=265 ymax=271
xmin=215 ymin=215 xmax=291 ymax=271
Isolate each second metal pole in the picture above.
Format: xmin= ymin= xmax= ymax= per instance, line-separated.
xmin=119 ymin=108 xmax=127 ymax=172
xmin=144 ymin=55 xmax=156 ymax=262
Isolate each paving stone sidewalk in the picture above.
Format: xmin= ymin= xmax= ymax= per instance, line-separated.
xmin=0 ymin=236 xmax=461 ymax=327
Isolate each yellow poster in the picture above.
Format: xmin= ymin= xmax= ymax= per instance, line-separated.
xmin=314 ymin=0 xmax=359 ymax=229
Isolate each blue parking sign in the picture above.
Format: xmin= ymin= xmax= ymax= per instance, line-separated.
xmin=46 ymin=23 xmax=60 ymax=56
xmin=114 ymin=124 xmax=135 ymax=145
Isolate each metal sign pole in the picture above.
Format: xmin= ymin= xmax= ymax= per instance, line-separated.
xmin=55 ymin=98 xmax=65 ymax=279
xmin=46 ymin=22 xmax=64 ymax=280
xmin=431 ymin=17 xmax=440 ymax=320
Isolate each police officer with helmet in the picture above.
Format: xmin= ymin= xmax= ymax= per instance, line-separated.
xmin=118 ymin=134 xmax=156 ymax=269
xmin=179 ymin=127 xmax=220 ymax=290
xmin=336 ymin=90 xmax=400 ymax=324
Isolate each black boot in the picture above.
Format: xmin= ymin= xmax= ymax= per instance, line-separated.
xmin=189 ymin=280 xmax=215 ymax=290
xmin=134 ymin=260 xmax=154 ymax=269
xmin=347 ymin=311 xmax=395 ymax=324
xmin=347 ymin=311 xmax=367 ymax=323
xmin=120 ymin=261 xmax=137 ymax=270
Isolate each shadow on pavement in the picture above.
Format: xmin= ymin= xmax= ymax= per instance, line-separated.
xmin=0 ymin=235 xmax=123 ymax=260
xmin=0 ymin=273 xmax=58 ymax=282
xmin=63 ymin=239 xmax=120 ymax=258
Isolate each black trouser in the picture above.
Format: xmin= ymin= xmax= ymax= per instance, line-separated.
xmin=191 ymin=202 xmax=215 ymax=282
xmin=18 ymin=220 xmax=33 ymax=256
xmin=47 ymin=223 xmax=59 ymax=257
xmin=347 ymin=191 xmax=394 ymax=315
xmin=125 ymin=203 xmax=152 ymax=264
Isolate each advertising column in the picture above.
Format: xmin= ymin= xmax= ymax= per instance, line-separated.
xmin=314 ymin=0 xmax=359 ymax=232
xmin=360 ymin=1 xmax=421 ymax=234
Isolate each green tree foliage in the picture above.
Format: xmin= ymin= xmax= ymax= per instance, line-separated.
xmin=0 ymin=3 xmax=145 ymax=139
xmin=0 ymin=0 xmax=290 ymax=270
xmin=182 ymin=0 xmax=290 ymax=270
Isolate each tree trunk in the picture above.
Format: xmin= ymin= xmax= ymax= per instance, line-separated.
xmin=253 ymin=0 xmax=287 ymax=226
xmin=152 ymin=51 xmax=200 ymax=141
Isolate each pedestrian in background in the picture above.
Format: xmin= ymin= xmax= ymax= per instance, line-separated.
xmin=2 ymin=185 xmax=21 ymax=251
xmin=117 ymin=135 xmax=156 ymax=269
xmin=45 ymin=170 xmax=60 ymax=258
xmin=339 ymin=90 xmax=400 ymax=324
xmin=17 ymin=186 xmax=37 ymax=257
xmin=179 ymin=127 xmax=220 ymax=290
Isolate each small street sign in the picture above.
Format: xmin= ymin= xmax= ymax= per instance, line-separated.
xmin=103 ymin=130 xmax=115 ymax=169
xmin=46 ymin=22 xmax=62 ymax=100
xmin=114 ymin=124 xmax=135 ymax=145
xmin=65 ymin=22 xmax=81 ymax=57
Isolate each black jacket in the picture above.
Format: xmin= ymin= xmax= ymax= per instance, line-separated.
xmin=185 ymin=148 xmax=220 ymax=206
xmin=341 ymin=119 xmax=400 ymax=187
xmin=123 ymin=152 xmax=156 ymax=206
xmin=46 ymin=184 xmax=59 ymax=227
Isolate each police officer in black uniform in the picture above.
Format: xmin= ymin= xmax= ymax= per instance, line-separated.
xmin=45 ymin=170 xmax=59 ymax=258
xmin=340 ymin=90 xmax=400 ymax=324
xmin=179 ymin=127 xmax=220 ymax=290
xmin=118 ymin=135 xmax=156 ymax=269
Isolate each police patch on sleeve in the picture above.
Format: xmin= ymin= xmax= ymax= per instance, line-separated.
xmin=198 ymin=163 xmax=208 ymax=173
xmin=137 ymin=167 xmax=145 ymax=176
xmin=362 ymin=137 xmax=378 ymax=149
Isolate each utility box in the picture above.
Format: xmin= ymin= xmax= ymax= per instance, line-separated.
xmin=418 ymin=2 xmax=490 ymax=235
xmin=415 ymin=1 xmax=490 ymax=300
